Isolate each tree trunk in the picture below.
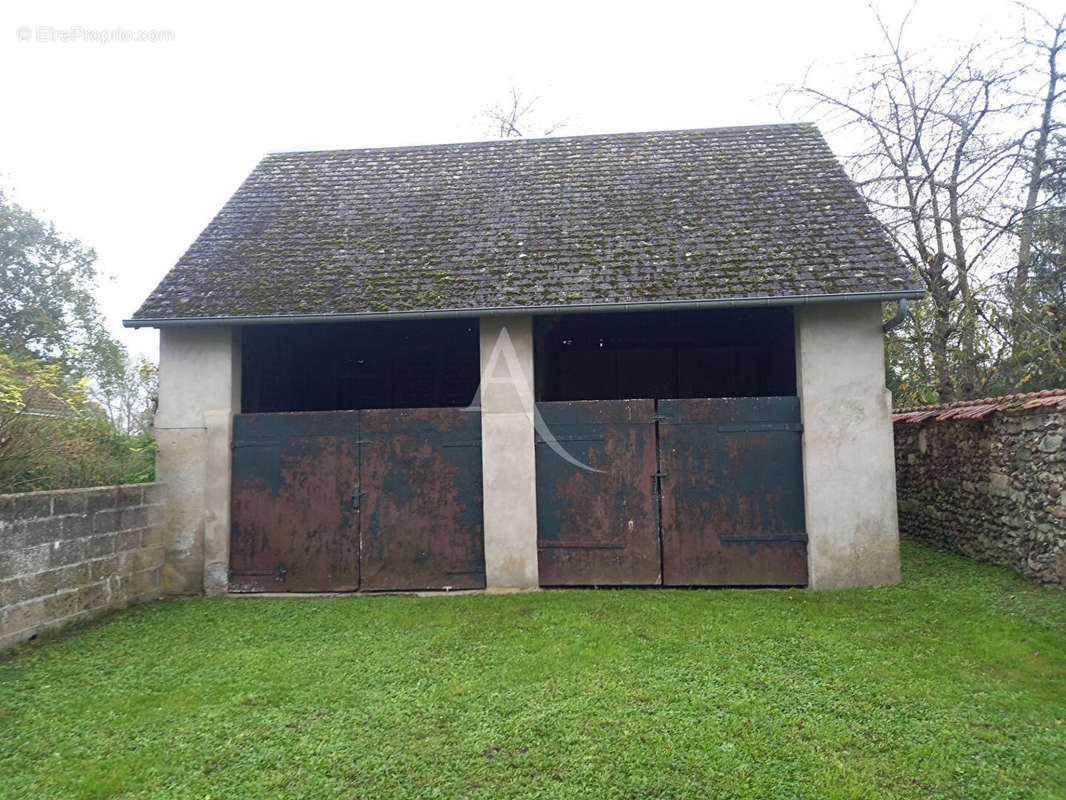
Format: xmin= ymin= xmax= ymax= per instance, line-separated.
xmin=1013 ymin=19 xmax=1063 ymax=337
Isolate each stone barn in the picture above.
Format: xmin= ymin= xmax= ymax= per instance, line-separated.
xmin=126 ymin=124 xmax=921 ymax=595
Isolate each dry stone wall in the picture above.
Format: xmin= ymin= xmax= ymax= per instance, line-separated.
xmin=894 ymin=409 xmax=1066 ymax=586
xmin=0 ymin=483 xmax=165 ymax=651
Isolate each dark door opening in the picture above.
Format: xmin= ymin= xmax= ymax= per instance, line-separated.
xmin=534 ymin=307 xmax=796 ymax=402
xmin=241 ymin=318 xmax=480 ymax=413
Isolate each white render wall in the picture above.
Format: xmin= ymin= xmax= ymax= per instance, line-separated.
xmin=478 ymin=316 xmax=540 ymax=590
xmin=795 ymin=302 xmax=901 ymax=589
xmin=155 ymin=327 xmax=240 ymax=595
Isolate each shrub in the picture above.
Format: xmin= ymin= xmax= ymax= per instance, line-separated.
xmin=0 ymin=354 xmax=155 ymax=493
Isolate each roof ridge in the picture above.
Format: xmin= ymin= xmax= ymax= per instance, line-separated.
xmin=263 ymin=123 xmax=820 ymax=160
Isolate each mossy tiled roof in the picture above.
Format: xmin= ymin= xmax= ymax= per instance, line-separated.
xmin=130 ymin=124 xmax=918 ymax=323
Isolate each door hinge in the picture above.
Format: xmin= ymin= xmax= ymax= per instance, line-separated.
xmin=719 ymin=534 xmax=809 ymax=544
xmin=537 ymin=539 xmax=625 ymax=550
xmin=717 ymin=423 xmax=803 ymax=433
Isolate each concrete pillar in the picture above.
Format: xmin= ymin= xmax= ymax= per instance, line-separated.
xmin=155 ymin=327 xmax=240 ymax=595
xmin=795 ymin=302 xmax=901 ymax=589
xmin=478 ymin=316 xmax=540 ymax=590
xmin=202 ymin=410 xmax=234 ymax=594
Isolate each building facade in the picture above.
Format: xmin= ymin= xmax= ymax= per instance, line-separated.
xmin=128 ymin=125 xmax=921 ymax=594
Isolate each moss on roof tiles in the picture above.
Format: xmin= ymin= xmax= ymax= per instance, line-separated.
xmin=132 ymin=124 xmax=917 ymax=321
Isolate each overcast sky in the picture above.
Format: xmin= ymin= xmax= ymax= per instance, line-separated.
xmin=1 ymin=0 xmax=1059 ymax=360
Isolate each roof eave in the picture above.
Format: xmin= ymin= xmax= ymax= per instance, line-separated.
xmin=123 ymin=288 xmax=924 ymax=329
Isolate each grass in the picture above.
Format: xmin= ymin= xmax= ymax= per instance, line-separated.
xmin=0 ymin=537 xmax=1064 ymax=800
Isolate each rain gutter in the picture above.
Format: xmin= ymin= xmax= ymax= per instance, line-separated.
xmin=124 ymin=288 xmax=924 ymax=329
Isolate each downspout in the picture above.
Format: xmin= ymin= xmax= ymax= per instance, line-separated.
xmin=882 ymin=298 xmax=908 ymax=333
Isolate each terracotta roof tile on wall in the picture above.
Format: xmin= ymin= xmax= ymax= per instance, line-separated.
xmin=893 ymin=389 xmax=1066 ymax=423
xmin=129 ymin=124 xmax=920 ymax=324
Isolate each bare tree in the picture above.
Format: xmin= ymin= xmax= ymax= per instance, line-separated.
xmin=483 ymin=86 xmax=568 ymax=139
xmin=1012 ymin=6 xmax=1066 ymax=332
xmin=785 ymin=6 xmax=1064 ymax=403
xmin=90 ymin=353 xmax=157 ymax=435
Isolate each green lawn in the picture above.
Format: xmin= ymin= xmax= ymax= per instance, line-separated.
xmin=1 ymin=538 xmax=1064 ymax=800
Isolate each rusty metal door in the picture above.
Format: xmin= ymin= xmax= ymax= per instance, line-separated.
xmin=230 ymin=411 xmax=361 ymax=592
xmin=231 ymin=407 xmax=485 ymax=592
xmin=359 ymin=407 xmax=486 ymax=591
xmin=535 ymin=400 xmax=661 ymax=585
xmin=658 ymin=397 xmax=807 ymax=586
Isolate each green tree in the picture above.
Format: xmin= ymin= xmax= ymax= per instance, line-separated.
xmin=0 ymin=187 xmax=117 ymax=382
xmin=0 ymin=188 xmax=157 ymax=490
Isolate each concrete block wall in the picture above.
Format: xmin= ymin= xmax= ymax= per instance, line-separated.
xmin=0 ymin=483 xmax=166 ymax=651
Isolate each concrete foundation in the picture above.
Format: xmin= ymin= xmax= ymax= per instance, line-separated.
xmin=795 ymin=302 xmax=901 ymax=589
xmin=155 ymin=327 xmax=240 ymax=595
xmin=478 ymin=316 xmax=540 ymax=590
